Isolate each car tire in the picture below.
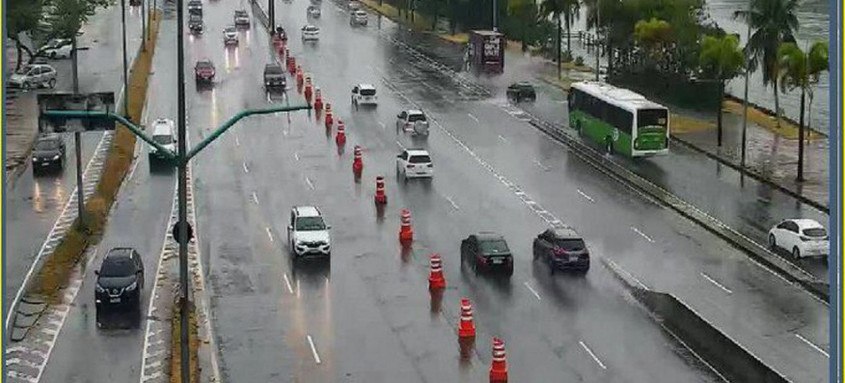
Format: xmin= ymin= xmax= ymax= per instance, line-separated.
xmin=22 ymin=82 xmax=31 ymax=91
xmin=50 ymin=52 xmax=57 ymax=59
xmin=792 ymin=247 xmax=801 ymax=259
xmin=48 ymin=78 xmax=56 ymax=89
xmin=768 ymin=234 xmax=777 ymax=250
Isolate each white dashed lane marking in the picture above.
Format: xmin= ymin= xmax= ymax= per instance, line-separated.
xmin=795 ymin=334 xmax=829 ymax=358
xmin=700 ymin=272 xmax=733 ymax=295
xmin=631 ymin=226 xmax=654 ymax=243
xmin=523 ymin=282 xmax=541 ymax=301
xmin=577 ymin=189 xmax=595 ymax=203
xmin=307 ymin=335 xmax=322 ymax=364
xmin=579 ymin=341 xmax=607 ymax=370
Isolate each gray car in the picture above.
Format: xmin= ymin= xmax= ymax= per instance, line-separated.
xmin=8 ymin=64 xmax=57 ymax=90
xmin=31 ymin=134 xmax=66 ymax=174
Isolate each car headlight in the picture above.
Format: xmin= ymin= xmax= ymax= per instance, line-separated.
xmin=52 ymin=154 xmax=61 ymax=160
xmin=95 ymin=283 xmax=105 ymax=293
xmin=125 ymin=281 xmax=138 ymax=291
xmin=295 ymin=242 xmax=306 ymax=249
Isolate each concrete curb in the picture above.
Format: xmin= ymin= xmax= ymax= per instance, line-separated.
xmin=526 ymin=117 xmax=829 ymax=303
xmin=602 ymin=258 xmax=792 ymax=383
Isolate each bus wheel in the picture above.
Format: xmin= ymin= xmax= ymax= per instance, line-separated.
xmin=605 ymin=138 xmax=613 ymax=154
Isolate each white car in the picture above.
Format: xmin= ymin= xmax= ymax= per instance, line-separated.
xmin=307 ymin=5 xmax=321 ymax=18
xmin=41 ymin=39 xmax=73 ymax=59
xmin=301 ymin=25 xmax=320 ymax=41
xmin=348 ymin=0 xmax=361 ymax=9
xmin=395 ymin=109 xmax=429 ymax=136
xmin=396 ymin=149 xmax=433 ymax=180
xmin=8 ymin=64 xmax=57 ymax=90
xmin=350 ymin=10 xmax=368 ymax=26
xmin=149 ymin=118 xmax=176 ymax=160
xmin=287 ymin=206 xmax=332 ymax=259
xmin=223 ymin=27 xmax=239 ymax=45
xmin=351 ymin=84 xmax=377 ymax=107
xmin=768 ymin=219 xmax=829 ymax=259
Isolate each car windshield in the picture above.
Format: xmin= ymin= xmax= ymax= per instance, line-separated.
xmin=16 ymin=65 xmax=33 ymax=74
xmin=296 ymin=216 xmax=326 ymax=231
xmin=196 ymin=62 xmax=213 ymax=70
xmin=408 ymin=113 xmax=426 ymax=122
xmin=360 ymin=88 xmax=376 ymax=96
xmin=225 ymin=28 xmax=236 ymax=33
xmin=35 ymin=139 xmax=60 ymax=151
xmin=153 ymin=135 xmax=173 ymax=145
xmin=265 ymin=66 xmax=283 ymax=74
xmin=409 ymin=155 xmax=431 ymax=164
xmin=554 ymin=238 xmax=585 ymax=251
xmin=236 ymin=11 xmax=247 ymax=16
xmin=803 ymin=228 xmax=827 ymax=238
xmin=479 ymin=239 xmax=509 ymax=254
xmin=100 ymin=257 xmax=135 ymax=277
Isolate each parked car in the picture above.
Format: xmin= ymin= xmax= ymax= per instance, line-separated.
xmin=533 ymin=227 xmax=590 ymax=273
xmin=40 ymin=38 xmax=73 ymax=59
xmin=148 ymin=118 xmax=176 ymax=167
xmin=8 ymin=64 xmax=57 ymax=90
xmin=31 ymin=134 xmax=66 ymax=174
xmin=461 ymin=232 xmax=514 ymax=276
xmin=506 ymin=82 xmax=536 ymax=102
xmin=234 ymin=10 xmax=250 ymax=27
xmin=95 ymin=248 xmax=145 ymax=327
xmin=768 ymin=219 xmax=830 ymax=259
xmin=194 ymin=59 xmax=215 ymax=85
xmin=395 ymin=109 xmax=429 ymax=136
xmin=351 ymin=83 xmax=377 ymax=107
xmin=223 ymin=26 xmax=239 ymax=45
xmin=263 ymin=63 xmax=287 ymax=91
xmin=287 ymin=206 xmax=332 ymax=261
xmin=395 ymin=149 xmax=433 ymax=180
xmin=350 ymin=10 xmax=368 ymax=26
xmin=307 ymin=5 xmax=321 ymax=18
xmin=301 ymin=25 xmax=320 ymax=41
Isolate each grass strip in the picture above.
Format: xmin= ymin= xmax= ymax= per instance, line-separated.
xmin=170 ymin=298 xmax=200 ymax=383
xmin=28 ymin=11 xmax=161 ymax=302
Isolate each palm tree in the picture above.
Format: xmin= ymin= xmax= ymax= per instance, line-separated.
xmin=778 ymin=41 xmax=828 ymax=181
xmin=734 ymin=0 xmax=799 ymax=130
xmin=699 ymin=34 xmax=745 ymax=147
xmin=507 ymin=0 xmax=538 ymax=52
xmin=540 ymin=0 xmax=579 ymax=77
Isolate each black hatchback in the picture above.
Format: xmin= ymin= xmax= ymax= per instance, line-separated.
xmin=461 ymin=232 xmax=514 ymax=277
xmin=95 ymin=248 xmax=145 ymax=322
xmin=533 ymin=227 xmax=590 ymax=273
xmin=506 ymin=82 xmax=536 ymax=103
xmin=31 ymin=134 xmax=66 ymax=174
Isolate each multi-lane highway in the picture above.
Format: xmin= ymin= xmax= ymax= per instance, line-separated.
xmin=10 ymin=0 xmax=830 ymax=382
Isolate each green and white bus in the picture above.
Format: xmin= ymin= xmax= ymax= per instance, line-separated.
xmin=567 ymin=81 xmax=670 ymax=157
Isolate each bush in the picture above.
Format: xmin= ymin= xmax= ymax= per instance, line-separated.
xmin=575 ymin=56 xmax=584 ymax=66
xmin=562 ymin=50 xmax=573 ymax=63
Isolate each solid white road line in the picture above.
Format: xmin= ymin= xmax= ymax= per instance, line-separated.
xmin=307 ymin=335 xmax=322 ymax=364
xmin=631 ymin=226 xmax=654 ymax=243
xmin=700 ymin=272 xmax=733 ymax=295
xmin=283 ymin=273 xmax=294 ymax=294
xmin=523 ymin=282 xmax=541 ymax=301
xmin=579 ymin=341 xmax=607 ymax=370
xmin=795 ymin=334 xmax=829 ymax=358
xmin=577 ymin=189 xmax=595 ymax=203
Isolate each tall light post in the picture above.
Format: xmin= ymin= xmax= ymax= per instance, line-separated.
xmin=492 ymin=0 xmax=498 ymax=31
xmin=739 ymin=2 xmax=751 ymax=170
xmin=175 ymin=0 xmax=190 ymax=381
xmin=121 ymin=0 xmax=129 ymax=116
xmin=141 ymin=0 xmax=147 ymax=51
xmin=595 ymin=1 xmax=600 ymax=82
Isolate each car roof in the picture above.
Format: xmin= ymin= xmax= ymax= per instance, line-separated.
xmin=358 ymin=83 xmax=376 ymax=89
xmin=475 ymin=232 xmax=505 ymax=241
xmin=405 ymin=149 xmax=430 ymax=156
xmin=407 ymin=109 xmax=424 ymax=115
xmin=293 ymin=206 xmax=322 ymax=217
xmin=787 ymin=219 xmax=824 ymax=229
xmin=224 ymin=26 xmax=236 ymax=31
xmin=37 ymin=133 xmax=62 ymax=142
xmin=235 ymin=9 xmax=247 ymax=13
xmin=510 ymin=82 xmax=533 ymax=87
xmin=152 ymin=119 xmax=174 ymax=134
xmin=105 ymin=247 xmax=136 ymax=259
xmin=196 ymin=59 xmax=213 ymax=66
xmin=549 ymin=226 xmax=580 ymax=239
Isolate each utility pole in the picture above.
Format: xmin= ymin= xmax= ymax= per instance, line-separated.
xmin=269 ymin=0 xmax=275 ymax=34
xmin=141 ymin=0 xmax=147 ymax=51
xmin=492 ymin=0 xmax=497 ymax=31
xmin=71 ymin=37 xmax=84 ymax=223
xmin=121 ymin=0 xmax=129 ymax=116
xmin=595 ymin=2 xmax=600 ymax=82
xmin=176 ymin=0 xmax=190 ymax=381
xmin=740 ymin=2 xmax=751 ymax=170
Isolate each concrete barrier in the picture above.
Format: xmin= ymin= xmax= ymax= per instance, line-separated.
xmin=603 ymin=258 xmax=791 ymax=383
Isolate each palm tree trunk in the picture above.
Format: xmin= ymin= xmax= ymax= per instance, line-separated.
xmin=773 ymin=78 xmax=781 ymax=129
xmin=797 ymin=88 xmax=805 ymax=182
xmin=15 ymin=40 xmax=23 ymax=71
xmin=565 ymin=12 xmax=571 ymax=55
xmin=717 ymin=82 xmax=724 ymax=147
xmin=556 ymin=12 xmax=562 ymax=78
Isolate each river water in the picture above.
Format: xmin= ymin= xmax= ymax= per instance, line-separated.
xmin=572 ymin=0 xmax=831 ymax=134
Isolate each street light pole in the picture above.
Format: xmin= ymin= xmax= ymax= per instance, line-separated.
xmin=71 ymin=36 xmax=84 ymax=223
xmin=141 ymin=0 xmax=147 ymax=51
xmin=595 ymin=2 xmax=600 ymax=82
xmin=740 ymin=3 xmax=751 ymax=170
xmin=492 ymin=0 xmax=497 ymax=31
xmin=121 ymin=0 xmax=129 ymax=117
xmin=269 ymin=0 xmax=275 ymax=34
xmin=175 ymin=0 xmax=191 ymax=380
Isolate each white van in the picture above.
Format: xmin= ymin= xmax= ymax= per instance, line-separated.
xmin=149 ymin=118 xmax=176 ymax=167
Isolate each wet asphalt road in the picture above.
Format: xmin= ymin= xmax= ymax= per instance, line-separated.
xmin=4 ymin=4 xmax=144 ymax=317
xmin=37 ymin=6 xmax=179 ymax=379
xmin=169 ymin=0 xmax=829 ymax=382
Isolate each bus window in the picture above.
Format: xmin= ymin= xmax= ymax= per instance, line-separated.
xmin=637 ymin=109 xmax=668 ymax=128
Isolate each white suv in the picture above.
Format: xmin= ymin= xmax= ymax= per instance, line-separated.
xmin=768 ymin=219 xmax=829 ymax=259
xmin=149 ymin=118 xmax=176 ymax=165
xmin=396 ymin=149 xmax=433 ymax=180
xmin=301 ymin=25 xmax=320 ymax=41
xmin=287 ymin=206 xmax=332 ymax=259
xmin=351 ymin=84 xmax=377 ymax=107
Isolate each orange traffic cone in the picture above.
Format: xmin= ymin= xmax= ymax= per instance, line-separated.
xmin=352 ymin=145 xmax=363 ymax=173
xmin=314 ymin=88 xmax=323 ymax=111
xmin=335 ymin=121 xmax=346 ymax=146
xmin=398 ymin=209 xmax=413 ymax=244
xmin=288 ymin=56 xmax=296 ymax=74
xmin=324 ymin=104 xmax=334 ymax=128
xmin=284 ymin=48 xmax=290 ymax=60
xmin=458 ymin=298 xmax=475 ymax=339
xmin=296 ymin=67 xmax=304 ymax=90
xmin=304 ymin=83 xmax=313 ymax=105
xmin=428 ymin=253 xmax=446 ymax=290
xmin=489 ymin=338 xmax=508 ymax=383
xmin=374 ymin=175 xmax=387 ymax=205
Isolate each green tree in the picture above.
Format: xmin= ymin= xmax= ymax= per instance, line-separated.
xmin=540 ymin=0 xmax=579 ymax=77
xmin=734 ymin=0 xmax=799 ymax=130
xmin=777 ymin=41 xmax=828 ymax=181
xmin=699 ymin=34 xmax=745 ymax=146
xmin=507 ymin=0 xmax=538 ymax=51
xmin=634 ymin=18 xmax=672 ymax=69
xmin=7 ymin=0 xmax=47 ymax=70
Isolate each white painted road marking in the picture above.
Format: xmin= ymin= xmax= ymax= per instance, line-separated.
xmin=577 ymin=189 xmax=595 ymax=203
xmin=523 ymin=282 xmax=541 ymax=301
xmin=283 ymin=273 xmax=294 ymax=294
xmin=242 ymin=162 xmax=249 ymax=173
xmin=378 ymin=122 xmax=386 ymax=130
xmin=395 ymin=140 xmax=405 ymax=150
xmin=305 ymin=177 xmax=315 ymax=190
xmin=307 ymin=335 xmax=322 ymax=364
xmin=579 ymin=341 xmax=607 ymax=370
xmin=251 ymin=192 xmax=259 ymax=205
xmin=445 ymin=196 xmax=460 ymax=210
xmin=700 ymin=272 xmax=733 ymax=294
xmin=235 ymin=135 xmax=240 ymax=147
xmin=294 ymin=152 xmax=300 ymax=161
xmin=631 ymin=227 xmax=654 ymax=243
xmin=795 ymin=334 xmax=829 ymax=358
xmin=533 ymin=159 xmax=550 ymax=171
xmin=498 ymin=135 xmax=508 ymax=143
xmin=467 ymin=113 xmax=479 ymax=123
xmin=266 ymin=227 xmax=274 ymax=243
